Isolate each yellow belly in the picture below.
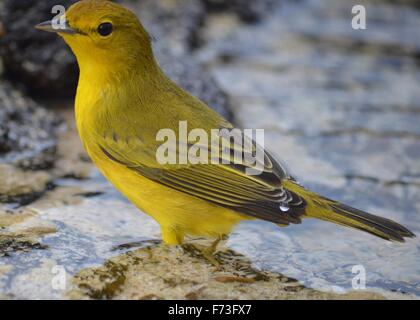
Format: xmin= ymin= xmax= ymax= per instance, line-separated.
xmin=88 ymin=146 xmax=247 ymax=244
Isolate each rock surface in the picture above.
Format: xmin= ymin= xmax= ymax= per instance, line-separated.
xmin=0 ymin=0 xmax=79 ymax=97
xmin=197 ymin=0 xmax=420 ymax=294
xmin=0 ymin=164 xmax=52 ymax=204
xmin=0 ymin=81 xmax=60 ymax=170
xmin=68 ymin=242 xmax=389 ymax=300
xmin=203 ymin=0 xmax=281 ymax=23
xmin=0 ymin=208 xmax=56 ymax=258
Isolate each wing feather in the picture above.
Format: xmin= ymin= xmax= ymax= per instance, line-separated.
xmin=98 ymin=127 xmax=306 ymax=225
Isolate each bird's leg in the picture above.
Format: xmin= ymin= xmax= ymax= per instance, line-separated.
xmin=203 ymin=237 xmax=222 ymax=257
xmin=193 ymin=236 xmax=226 ymax=269
xmin=161 ymin=226 xmax=184 ymax=245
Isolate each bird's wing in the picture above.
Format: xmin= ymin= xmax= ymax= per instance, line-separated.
xmin=98 ymin=127 xmax=306 ymax=225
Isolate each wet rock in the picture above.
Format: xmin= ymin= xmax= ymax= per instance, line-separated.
xmin=202 ymin=0 xmax=281 ymax=23
xmin=0 ymin=21 xmax=4 ymax=39
xmin=379 ymin=0 xmax=420 ymax=9
xmin=0 ymin=209 xmax=55 ymax=257
xmin=0 ymin=208 xmax=57 ymax=238
xmin=0 ymin=19 xmax=4 ymax=76
xmin=129 ymin=0 xmax=205 ymax=53
xmin=0 ymin=82 xmax=60 ymax=169
xmin=197 ymin=0 xmax=420 ymax=185
xmin=52 ymin=109 xmax=93 ymax=180
xmin=0 ymin=164 xmax=53 ymax=205
xmin=0 ymin=0 xmax=79 ymax=97
xmin=197 ymin=0 xmax=420 ymax=296
xmin=0 ymin=234 xmax=47 ymax=257
xmin=0 ymin=265 xmax=12 ymax=284
xmin=0 ymin=209 xmax=36 ymax=227
xmin=68 ymin=242 xmax=387 ymax=300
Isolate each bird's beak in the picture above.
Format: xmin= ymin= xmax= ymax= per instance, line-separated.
xmin=35 ymin=20 xmax=77 ymax=34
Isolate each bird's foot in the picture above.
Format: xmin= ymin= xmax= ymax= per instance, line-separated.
xmin=200 ymin=250 xmax=220 ymax=269
xmin=201 ymin=244 xmax=221 ymax=269
xmin=191 ymin=238 xmax=223 ymax=270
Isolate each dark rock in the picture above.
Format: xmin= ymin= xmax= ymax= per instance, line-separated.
xmin=202 ymin=0 xmax=281 ymax=23
xmin=380 ymin=0 xmax=420 ymax=9
xmin=0 ymin=81 xmax=60 ymax=169
xmin=0 ymin=0 xmax=78 ymax=97
xmin=0 ymin=235 xmax=48 ymax=257
xmin=130 ymin=0 xmax=206 ymax=53
xmin=0 ymin=21 xmax=4 ymax=38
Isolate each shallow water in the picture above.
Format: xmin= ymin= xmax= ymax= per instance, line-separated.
xmin=0 ymin=0 xmax=419 ymax=299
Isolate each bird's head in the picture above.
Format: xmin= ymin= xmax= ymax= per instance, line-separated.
xmin=36 ymin=0 xmax=155 ymax=73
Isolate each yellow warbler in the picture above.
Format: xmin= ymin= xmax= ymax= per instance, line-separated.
xmin=36 ymin=0 xmax=414 ymax=246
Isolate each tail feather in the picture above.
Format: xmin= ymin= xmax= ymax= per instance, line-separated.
xmin=323 ymin=201 xmax=414 ymax=242
xmin=283 ymin=180 xmax=415 ymax=242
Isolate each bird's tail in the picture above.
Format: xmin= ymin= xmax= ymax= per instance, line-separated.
xmin=283 ymin=180 xmax=415 ymax=242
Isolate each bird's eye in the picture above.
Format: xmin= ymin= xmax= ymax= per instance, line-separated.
xmin=97 ymin=22 xmax=113 ymax=37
